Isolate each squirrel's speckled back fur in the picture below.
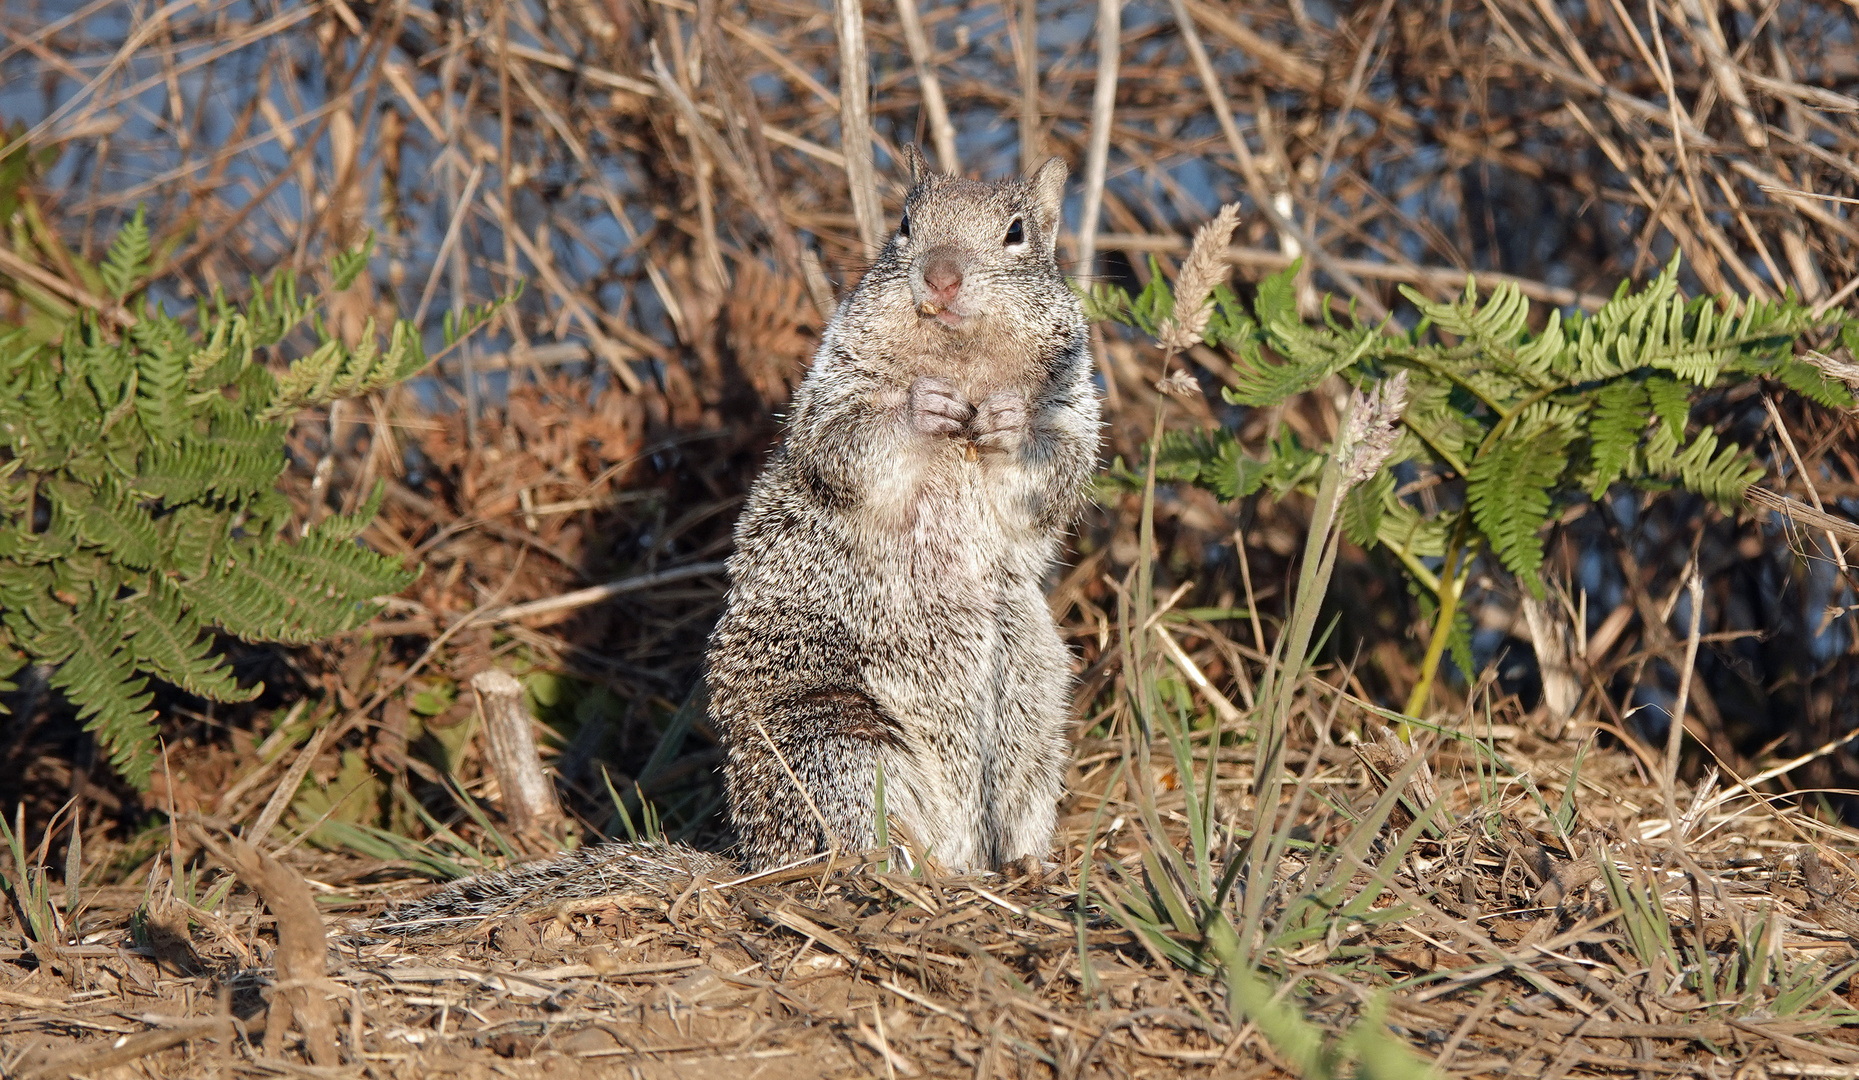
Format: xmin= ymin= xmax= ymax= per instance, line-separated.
xmin=370 ymin=151 xmax=1099 ymax=934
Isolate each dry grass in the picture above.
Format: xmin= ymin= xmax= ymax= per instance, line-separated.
xmin=4 ymin=729 xmax=1859 ymax=1077
xmin=4 ymin=0 xmax=1859 ymax=1074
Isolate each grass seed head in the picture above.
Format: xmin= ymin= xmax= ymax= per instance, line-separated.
xmin=1159 ymin=202 xmax=1243 ymax=352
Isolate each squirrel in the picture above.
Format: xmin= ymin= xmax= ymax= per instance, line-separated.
xmin=370 ymin=148 xmax=1100 ymax=935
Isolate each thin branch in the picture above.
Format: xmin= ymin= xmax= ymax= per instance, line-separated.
xmin=835 ymin=0 xmax=884 ymax=253
xmin=895 ymin=0 xmax=959 ymax=172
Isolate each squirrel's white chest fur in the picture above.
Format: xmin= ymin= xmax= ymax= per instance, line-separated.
xmin=850 ymin=426 xmax=1051 ymax=565
xmin=837 ymin=433 xmax=1063 ymax=869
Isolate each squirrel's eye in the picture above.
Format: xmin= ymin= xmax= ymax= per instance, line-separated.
xmin=1004 ymin=218 xmax=1025 ymax=246
xmin=898 ymin=213 xmax=911 ymax=239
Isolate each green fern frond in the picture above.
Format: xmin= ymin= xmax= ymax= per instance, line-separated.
xmin=0 ymin=326 xmax=33 ymax=380
xmin=1402 ymin=279 xmax=1547 ymax=381
xmin=245 ymin=271 xmax=316 ymax=347
xmin=0 ymin=632 xmax=23 ymax=711
xmin=1341 ymin=469 xmax=1394 ymax=548
xmin=133 ymin=441 xmax=219 ymax=504
xmin=178 ymin=553 xmax=344 ymax=644
xmin=0 ymin=209 xmax=510 ymax=789
xmin=1131 ymin=420 xmax=1325 ymax=504
xmin=160 ymin=502 xmax=230 ymax=579
xmin=386 ymin=317 xmax=431 ymax=381
xmin=1203 ymin=283 xmax=1258 ymax=351
xmin=1640 ymin=423 xmax=1762 ymax=510
xmin=311 ymin=480 xmax=388 ymax=543
xmin=1466 ymin=422 xmax=1570 ymax=593
xmin=130 ymin=321 xmax=191 ymax=441
xmin=1224 ymin=320 xmax=1374 ymax=408
xmin=1076 ymin=281 xmax=1142 ymax=331
xmin=1516 ymin=307 xmax=1568 ymax=377
xmin=1446 ymin=602 xmax=1475 ymax=684
xmin=1075 ymin=259 xmax=1174 ymax=338
xmin=260 ymin=319 xmax=430 ymax=421
xmin=278 ymin=529 xmax=418 ymax=603
xmin=268 ymin=338 xmax=344 ymax=416
xmin=204 ymin=411 xmax=288 ymax=497
xmin=1377 ymin=501 xmax=1453 ymax=562
xmin=100 ymin=207 xmax=150 ymax=300
xmin=50 ymin=552 xmax=120 ymax=605
xmin=443 ymin=289 xmax=519 ymax=347
xmin=1586 ymin=379 xmax=1647 ymax=497
xmin=1567 ymin=258 xmax=1683 ymax=380
xmin=330 ymin=233 xmax=375 ymax=291
xmin=0 ymin=515 xmax=77 ymax=564
xmin=1761 ymin=356 xmax=1856 ymax=410
xmin=1211 ymin=436 xmax=1272 ymax=500
xmin=31 ymin=596 xmax=159 ymax=787
xmin=69 ymin=333 xmax=133 ymax=428
xmin=1645 ymin=376 xmax=1691 ymax=441
xmin=46 ymin=477 xmax=162 ymax=570
xmin=1252 ymin=262 xmax=1301 ymax=325
xmin=1151 ymin=428 xmax=1225 ymax=486
xmin=1256 ymin=428 xmax=1327 ymax=496
xmin=183 ymin=534 xmax=411 ymax=644
xmin=122 ymin=576 xmax=260 ymax=703
xmin=1395 ymin=375 xmax=1476 ymax=474
xmin=2 ymin=572 xmax=60 ymax=644
xmin=183 ymin=313 xmax=253 ymax=391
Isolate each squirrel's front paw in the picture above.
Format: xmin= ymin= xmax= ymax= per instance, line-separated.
xmin=909 ymin=376 xmax=974 ymax=437
xmin=971 ymin=392 xmax=1029 ymax=454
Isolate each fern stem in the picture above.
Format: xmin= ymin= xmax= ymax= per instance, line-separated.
xmin=1397 ymin=417 xmax=1470 ymax=479
xmin=1386 ymin=353 xmax=1503 ymax=415
xmin=1475 ymin=381 xmax=1563 ymax=461
xmin=1403 ymin=518 xmax=1476 ymax=720
xmin=1387 ymin=543 xmax=1441 ymax=595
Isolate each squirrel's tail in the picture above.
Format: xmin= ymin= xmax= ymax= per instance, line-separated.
xmin=363 ymin=841 xmax=736 ymax=936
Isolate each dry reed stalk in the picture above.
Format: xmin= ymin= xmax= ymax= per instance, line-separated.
xmin=1161 ymin=0 xmax=1386 ymax=319
xmin=894 ymin=0 xmax=959 ymax=172
xmin=1074 ymin=0 xmax=1120 ymax=277
xmin=1012 ymin=0 xmax=1042 ymax=168
xmin=1662 ymin=567 xmax=1705 ymax=843
xmin=835 ymin=0 xmax=883 ymax=253
xmin=1763 ymin=392 xmax=1854 ymax=576
xmin=696 ymin=0 xmax=810 ymax=281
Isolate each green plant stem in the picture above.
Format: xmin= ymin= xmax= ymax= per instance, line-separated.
xmin=1476 ymin=381 xmax=1562 ymax=457
xmin=1397 ymin=378 xmax=1555 ymax=723
xmin=1403 ymin=518 xmax=1476 ymax=718
xmin=1235 ymin=393 xmax=1356 ymax=958
xmin=1386 ymin=543 xmax=1440 ymax=594
xmin=1121 ymin=370 xmax=1172 ymax=898
xmin=1131 ymin=391 xmax=1166 ymax=739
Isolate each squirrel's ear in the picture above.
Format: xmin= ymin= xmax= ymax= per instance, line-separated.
xmin=901 ymin=144 xmax=929 ymax=184
xmin=1031 ymin=156 xmax=1068 ymax=225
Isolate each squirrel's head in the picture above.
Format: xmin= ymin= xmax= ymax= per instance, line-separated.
xmin=879 ymin=146 xmax=1069 ymax=334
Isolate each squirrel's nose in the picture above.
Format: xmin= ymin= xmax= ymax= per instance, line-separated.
xmin=922 ymin=256 xmax=963 ymax=303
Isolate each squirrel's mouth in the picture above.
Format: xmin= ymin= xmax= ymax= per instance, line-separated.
xmin=917 ymin=301 xmax=975 ymax=330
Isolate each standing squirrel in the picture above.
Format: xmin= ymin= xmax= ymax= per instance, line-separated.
xmin=372 ymin=150 xmax=1099 ymax=933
